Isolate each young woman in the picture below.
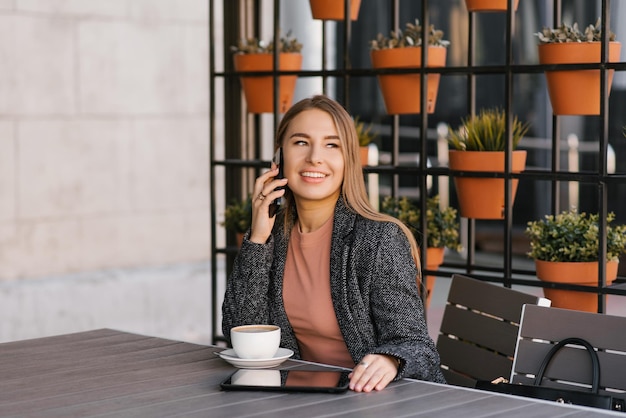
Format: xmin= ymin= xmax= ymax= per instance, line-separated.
xmin=222 ymin=95 xmax=446 ymax=392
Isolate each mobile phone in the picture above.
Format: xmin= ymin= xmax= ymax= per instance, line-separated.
xmin=220 ymin=368 xmax=350 ymax=394
xmin=269 ymin=148 xmax=284 ymax=217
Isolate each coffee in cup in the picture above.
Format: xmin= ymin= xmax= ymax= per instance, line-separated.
xmin=230 ymin=324 xmax=280 ymax=359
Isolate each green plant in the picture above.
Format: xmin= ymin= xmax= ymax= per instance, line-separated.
xmin=525 ymin=209 xmax=626 ymax=262
xmin=231 ymin=31 xmax=303 ymax=54
xmin=535 ymin=18 xmax=616 ymax=44
xmin=447 ymin=108 xmax=530 ymax=151
xmin=221 ymin=195 xmax=252 ymax=234
xmin=381 ymin=195 xmax=462 ymax=251
xmin=369 ymin=19 xmax=450 ymax=50
xmin=354 ymin=117 xmax=378 ymax=147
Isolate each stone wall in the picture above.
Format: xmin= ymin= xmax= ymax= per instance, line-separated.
xmin=0 ymin=0 xmax=213 ymax=343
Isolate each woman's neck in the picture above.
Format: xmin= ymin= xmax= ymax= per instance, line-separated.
xmin=295 ymin=197 xmax=337 ymax=233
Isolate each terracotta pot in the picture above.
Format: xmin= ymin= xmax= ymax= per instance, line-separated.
xmin=535 ymin=259 xmax=618 ymax=312
xmin=421 ymin=247 xmax=445 ymax=310
xmin=538 ymin=42 xmax=621 ymax=115
xmin=233 ymin=53 xmax=302 ymax=114
xmin=359 ymin=146 xmax=369 ymax=167
xmin=448 ymin=150 xmax=527 ymax=219
xmin=309 ymin=0 xmax=361 ymax=21
xmin=370 ymin=47 xmax=447 ymax=114
xmin=465 ymin=0 xmax=519 ymax=12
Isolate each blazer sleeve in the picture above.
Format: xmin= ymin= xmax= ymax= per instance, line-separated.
xmin=368 ymin=222 xmax=446 ymax=384
xmin=221 ymin=231 xmax=275 ymax=343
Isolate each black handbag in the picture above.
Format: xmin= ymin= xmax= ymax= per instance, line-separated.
xmin=476 ymin=337 xmax=625 ymax=412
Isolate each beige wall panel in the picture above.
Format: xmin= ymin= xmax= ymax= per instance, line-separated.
xmin=130 ymin=0 xmax=208 ymax=22
xmin=0 ymin=15 xmax=75 ymax=115
xmin=18 ymin=119 xmax=132 ymax=219
xmin=0 ymin=220 xmax=82 ymax=278
xmin=0 ymin=121 xmax=15 ymax=221
xmin=131 ymin=118 xmax=208 ymax=211
xmin=78 ymin=21 xmax=201 ymax=114
xmin=16 ymin=0 xmax=127 ymax=17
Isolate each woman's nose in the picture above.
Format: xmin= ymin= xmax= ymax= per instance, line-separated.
xmin=306 ymin=145 xmax=323 ymax=165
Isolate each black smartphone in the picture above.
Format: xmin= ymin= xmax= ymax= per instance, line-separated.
xmin=220 ymin=368 xmax=350 ymax=394
xmin=268 ymin=148 xmax=284 ymax=217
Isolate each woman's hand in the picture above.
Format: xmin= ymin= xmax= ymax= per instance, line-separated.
xmin=249 ymin=164 xmax=288 ymax=244
xmin=348 ymin=354 xmax=400 ymax=392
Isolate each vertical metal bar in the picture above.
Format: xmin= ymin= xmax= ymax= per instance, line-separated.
xmin=343 ymin=0 xmax=352 ymax=108
xmin=209 ymin=0 xmax=218 ymax=344
xmin=502 ymin=0 xmax=515 ymax=287
xmin=465 ymin=8 xmax=476 ymax=274
xmin=391 ymin=0 xmax=400 ymax=197
xmin=550 ymin=0 xmax=561 ymax=215
xmin=597 ymin=0 xmax=610 ymax=313
xmin=272 ymin=0 xmax=280 ymax=129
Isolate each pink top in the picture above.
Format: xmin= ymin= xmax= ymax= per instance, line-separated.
xmin=283 ymin=217 xmax=354 ymax=368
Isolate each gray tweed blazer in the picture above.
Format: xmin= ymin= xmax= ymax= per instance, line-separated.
xmin=222 ymin=198 xmax=446 ymax=384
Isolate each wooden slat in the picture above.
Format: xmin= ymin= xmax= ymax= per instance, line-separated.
xmin=518 ymin=305 xmax=626 ymax=352
xmin=441 ymin=368 xmax=478 ymax=388
xmin=437 ymin=335 xmax=513 ymax=382
xmin=439 ymin=304 xmax=520 ymax=356
xmin=447 ymin=274 xmax=542 ymax=323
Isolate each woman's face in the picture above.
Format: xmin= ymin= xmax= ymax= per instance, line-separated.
xmin=282 ymin=108 xmax=344 ymax=207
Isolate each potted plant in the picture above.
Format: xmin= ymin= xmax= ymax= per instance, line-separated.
xmin=464 ymin=0 xmax=519 ymax=12
xmin=309 ymin=0 xmax=361 ymax=21
xmin=381 ymin=195 xmax=462 ymax=308
xmin=354 ymin=116 xmax=378 ymax=166
xmin=536 ymin=19 xmax=621 ymax=115
xmin=447 ymin=108 xmax=529 ymax=220
xmin=231 ymin=32 xmax=303 ymax=114
xmin=525 ymin=209 xmax=626 ymax=312
xmin=369 ymin=20 xmax=449 ymax=114
xmin=221 ymin=195 xmax=252 ymax=247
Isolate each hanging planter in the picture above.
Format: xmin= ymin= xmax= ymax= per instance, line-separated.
xmin=424 ymin=247 xmax=445 ymax=309
xmin=447 ymin=108 xmax=529 ymax=220
xmin=369 ymin=20 xmax=449 ymax=115
xmin=448 ymin=151 xmax=526 ymax=219
xmin=231 ymin=33 xmax=303 ymax=114
xmin=535 ymin=260 xmax=618 ymax=312
xmin=354 ymin=117 xmax=377 ymax=167
xmin=526 ymin=209 xmax=626 ymax=313
xmin=309 ymin=0 xmax=361 ymax=21
xmin=465 ymin=0 xmax=519 ymax=12
xmin=536 ymin=20 xmax=622 ymax=115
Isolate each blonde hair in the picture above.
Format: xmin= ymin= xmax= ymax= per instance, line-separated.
xmin=275 ymin=95 xmax=422 ymax=276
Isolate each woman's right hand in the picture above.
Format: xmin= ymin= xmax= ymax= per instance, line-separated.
xmin=249 ymin=165 xmax=288 ymax=244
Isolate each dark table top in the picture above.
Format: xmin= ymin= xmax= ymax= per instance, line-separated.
xmin=0 ymin=329 xmax=619 ymax=417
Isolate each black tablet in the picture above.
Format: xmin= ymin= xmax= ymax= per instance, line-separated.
xmin=220 ymin=368 xmax=350 ymax=394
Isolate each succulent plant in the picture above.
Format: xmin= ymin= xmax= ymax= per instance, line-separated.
xmin=221 ymin=195 xmax=252 ymax=234
xmin=231 ymin=31 xmax=303 ymax=54
xmin=525 ymin=209 xmax=626 ymax=262
xmin=370 ymin=19 xmax=450 ymax=50
xmin=381 ymin=195 xmax=462 ymax=251
xmin=447 ymin=108 xmax=529 ymax=152
xmin=535 ymin=18 xmax=616 ymax=44
xmin=354 ymin=117 xmax=378 ymax=147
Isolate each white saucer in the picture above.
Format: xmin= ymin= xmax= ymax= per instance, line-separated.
xmin=217 ymin=348 xmax=294 ymax=369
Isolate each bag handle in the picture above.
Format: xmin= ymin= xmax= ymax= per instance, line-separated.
xmin=533 ymin=337 xmax=600 ymax=393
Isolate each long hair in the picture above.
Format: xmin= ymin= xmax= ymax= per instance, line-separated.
xmin=274 ymin=95 xmax=422 ymax=275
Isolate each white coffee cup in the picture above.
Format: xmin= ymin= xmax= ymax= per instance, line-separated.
xmin=230 ymin=324 xmax=280 ymax=359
